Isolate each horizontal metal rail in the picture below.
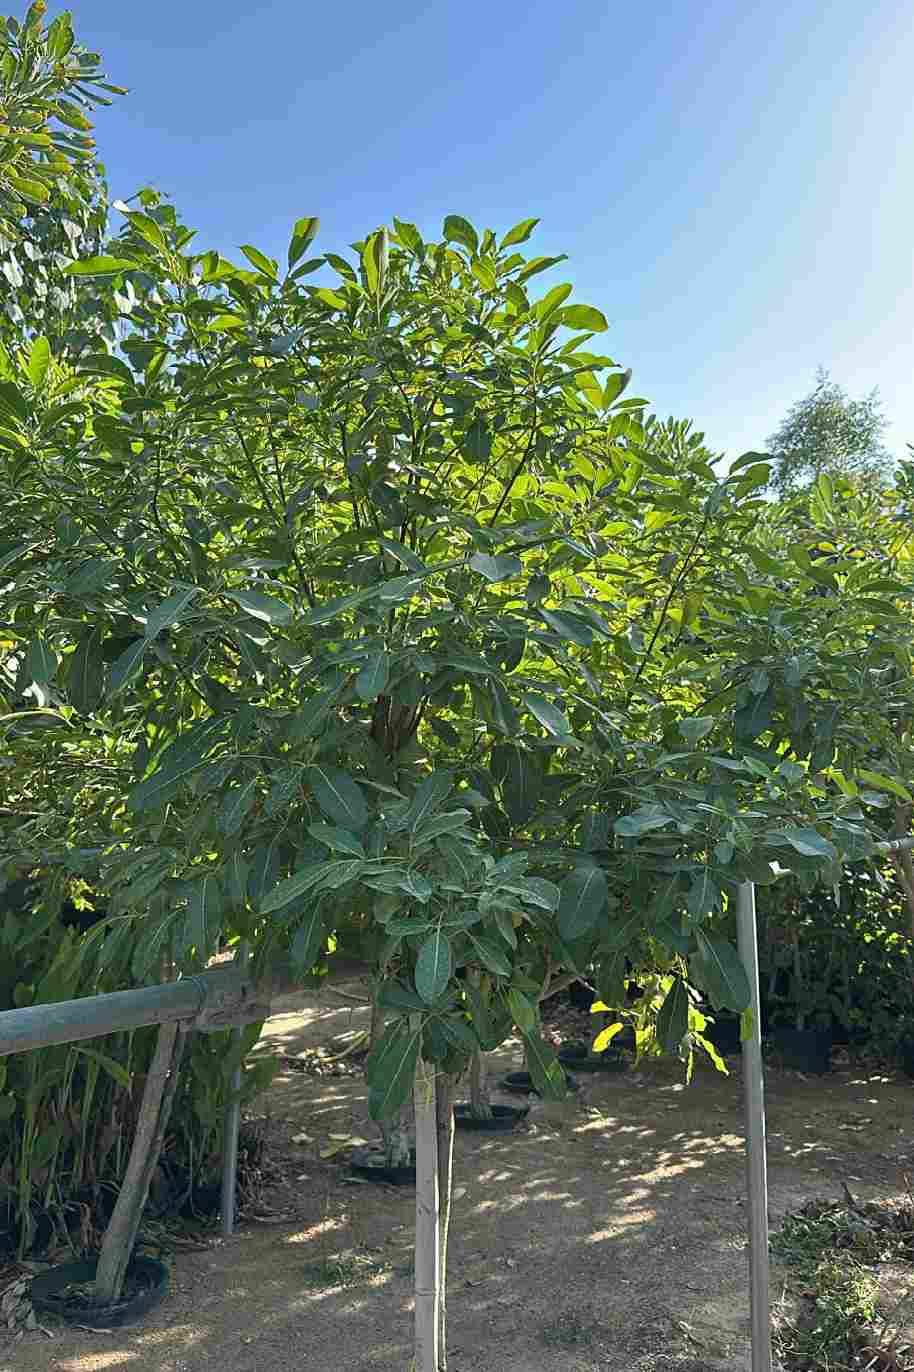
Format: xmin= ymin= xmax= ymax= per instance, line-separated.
xmin=0 ymin=966 xmax=270 ymax=1058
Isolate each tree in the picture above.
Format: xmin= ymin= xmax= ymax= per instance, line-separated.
xmin=767 ymin=368 xmax=893 ymax=495
xmin=0 ymin=5 xmax=124 ymax=223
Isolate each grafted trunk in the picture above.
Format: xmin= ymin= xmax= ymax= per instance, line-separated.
xmin=468 ymin=1047 xmax=492 ymax=1119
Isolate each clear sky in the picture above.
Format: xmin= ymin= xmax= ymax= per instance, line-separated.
xmin=72 ymin=1 xmax=914 ymax=463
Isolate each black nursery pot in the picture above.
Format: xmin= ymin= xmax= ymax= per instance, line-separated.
xmin=454 ymin=1103 xmax=529 ymax=1132
xmin=705 ymin=1016 xmax=742 ymax=1056
xmin=349 ymin=1146 xmax=416 ymax=1187
xmin=771 ymin=1027 xmax=833 ymax=1075
xmin=499 ymin=1070 xmax=580 ymax=1096
xmin=558 ymin=1042 xmax=626 ymax=1073
xmin=30 ymin=1255 xmax=169 ymax=1330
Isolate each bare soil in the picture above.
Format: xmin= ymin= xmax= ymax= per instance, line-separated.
xmin=5 ymin=985 xmax=914 ymax=1372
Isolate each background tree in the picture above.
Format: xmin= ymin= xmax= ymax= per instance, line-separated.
xmin=767 ymin=367 xmax=893 ymax=496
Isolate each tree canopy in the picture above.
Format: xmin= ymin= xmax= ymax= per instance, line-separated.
xmin=767 ymin=367 xmax=893 ymax=496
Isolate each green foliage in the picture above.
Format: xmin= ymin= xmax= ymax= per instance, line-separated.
xmin=759 ymin=873 xmax=914 ymax=1050
xmin=767 ymin=367 xmax=894 ymax=495
xmin=771 ymin=1198 xmax=908 ymax=1371
xmin=1 ymin=39 xmax=913 ymax=1146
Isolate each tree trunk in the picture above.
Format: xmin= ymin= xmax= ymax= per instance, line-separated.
xmin=94 ymin=1022 xmax=185 ymax=1305
xmin=413 ymin=1047 xmax=439 ymax=1372
xmin=468 ymin=1047 xmax=492 ymax=1120
xmin=368 ymin=990 xmax=384 ymax=1055
xmin=380 ymin=1110 xmax=412 ymax=1168
xmin=435 ymin=1072 xmax=457 ymax=1371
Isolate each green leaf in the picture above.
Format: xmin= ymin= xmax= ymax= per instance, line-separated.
xmin=734 ymin=688 xmax=774 ymax=741
xmin=558 ymin=304 xmax=608 ymax=332
xmin=405 ymin=770 xmax=454 ymax=831
xmin=536 ymin=282 xmax=573 ymax=318
xmin=463 ymin=417 xmax=492 ymax=461
xmin=656 ymin=978 xmax=689 ymax=1053
xmin=781 ymin=828 xmax=838 ymax=860
xmin=614 ymin=807 xmax=671 ymax=838
xmin=185 ymin=875 xmax=223 ymax=960
xmin=300 ymin=586 xmax=379 ymax=625
xmin=291 ymin=908 xmax=325 ymax=973
xmin=469 ymin=552 xmax=522 ymax=583
xmin=225 ymin=851 xmax=250 ymax=909
xmin=443 ymin=215 xmax=479 ymax=255
xmin=259 ymin=862 xmax=329 ymax=914
xmin=393 ymin=218 xmax=424 ymax=255
xmin=521 ymin=1030 xmax=566 ymax=1100
xmin=218 ymin=778 xmax=257 ymax=837
xmin=694 ymin=931 xmax=751 ymax=1013
xmin=558 ymin=865 xmax=608 ymax=941
xmin=499 ymin=217 xmax=540 ymax=249
xmin=857 ymin=769 xmax=913 ymax=803
xmin=678 ymin=717 xmax=714 ymax=745
xmin=489 ymin=678 xmax=520 ymax=736
xmin=362 ymin=228 xmax=388 ymax=294
xmin=145 ymin=586 xmax=200 ymax=641
xmin=72 ymin=1046 xmax=131 ymax=1090
xmin=415 ymin=929 xmax=452 ymax=1004
xmin=368 ymin=1020 xmax=421 ymax=1121
xmin=131 ymin=911 xmax=181 ymax=978
xmin=523 ymin=691 xmax=571 ymax=736
xmin=108 ymin=639 xmax=146 ymax=696
xmin=128 ymin=719 xmax=228 ymax=812
xmin=602 ymin=369 xmax=632 ymax=408
xmin=539 ymin=609 xmax=593 ymax=645
xmin=468 ymin=931 xmax=512 ymax=977
xmin=356 ymin=649 xmax=390 ymax=701
xmin=288 ymin=216 xmax=320 ymax=269
xmin=25 ymin=635 xmax=58 ymax=683
xmin=240 ymin=244 xmax=278 ymax=278
xmin=307 ymin=765 xmax=370 ymax=831
xmin=226 ymin=589 xmax=293 ymax=625
xmin=68 ymin=631 xmax=105 ymax=714
xmin=501 ymin=747 xmax=541 ymax=826
xmin=27 ymin=336 xmax=51 ymax=388
xmin=64 ymin=256 xmax=138 ymax=276
xmin=507 ymin=987 xmax=536 ymax=1032
xmin=686 ymin=870 xmax=721 ymax=918
xmin=308 ymin=823 xmax=365 ymax=857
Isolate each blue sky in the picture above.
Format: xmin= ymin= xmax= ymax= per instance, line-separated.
xmin=74 ymin=1 xmax=914 ymax=462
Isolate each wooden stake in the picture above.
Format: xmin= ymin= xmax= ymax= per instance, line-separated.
xmin=413 ymin=1043 xmax=439 ymax=1372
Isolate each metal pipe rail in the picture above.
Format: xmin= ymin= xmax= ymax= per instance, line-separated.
xmin=0 ymin=965 xmax=270 ymax=1059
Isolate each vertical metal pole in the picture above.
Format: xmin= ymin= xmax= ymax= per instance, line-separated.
xmin=221 ymin=941 xmax=249 ymax=1237
xmin=736 ymin=882 xmax=772 ymax=1372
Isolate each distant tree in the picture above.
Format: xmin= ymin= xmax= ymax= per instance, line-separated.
xmin=767 ymin=367 xmax=894 ymax=495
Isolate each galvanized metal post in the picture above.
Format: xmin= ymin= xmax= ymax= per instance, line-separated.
xmin=736 ymin=881 xmax=772 ymax=1372
xmin=221 ymin=942 xmax=249 ymax=1236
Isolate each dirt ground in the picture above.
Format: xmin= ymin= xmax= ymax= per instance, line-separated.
xmin=5 ymin=984 xmax=914 ymax=1372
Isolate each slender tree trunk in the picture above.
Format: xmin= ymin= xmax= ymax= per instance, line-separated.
xmin=466 ymin=969 xmax=492 ymax=1121
xmin=368 ymin=990 xmax=384 ymax=1055
xmin=468 ymin=1048 xmax=492 ymax=1120
xmin=369 ymin=991 xmax=411 ymax=1168
xmin=380 ymin=1110 xmax=412 ymax=1168
xmin=94 ymin=1023 xmax=186 ymax=1305
xmin=435 ymin=1072 xmax=457 ymax=1371
xmin=413 ymin=1046 xmax=439 ymax=1372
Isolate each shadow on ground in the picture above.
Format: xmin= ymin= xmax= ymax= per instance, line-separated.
xmin=7 ymin=984 xmax=913 ymax=1372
